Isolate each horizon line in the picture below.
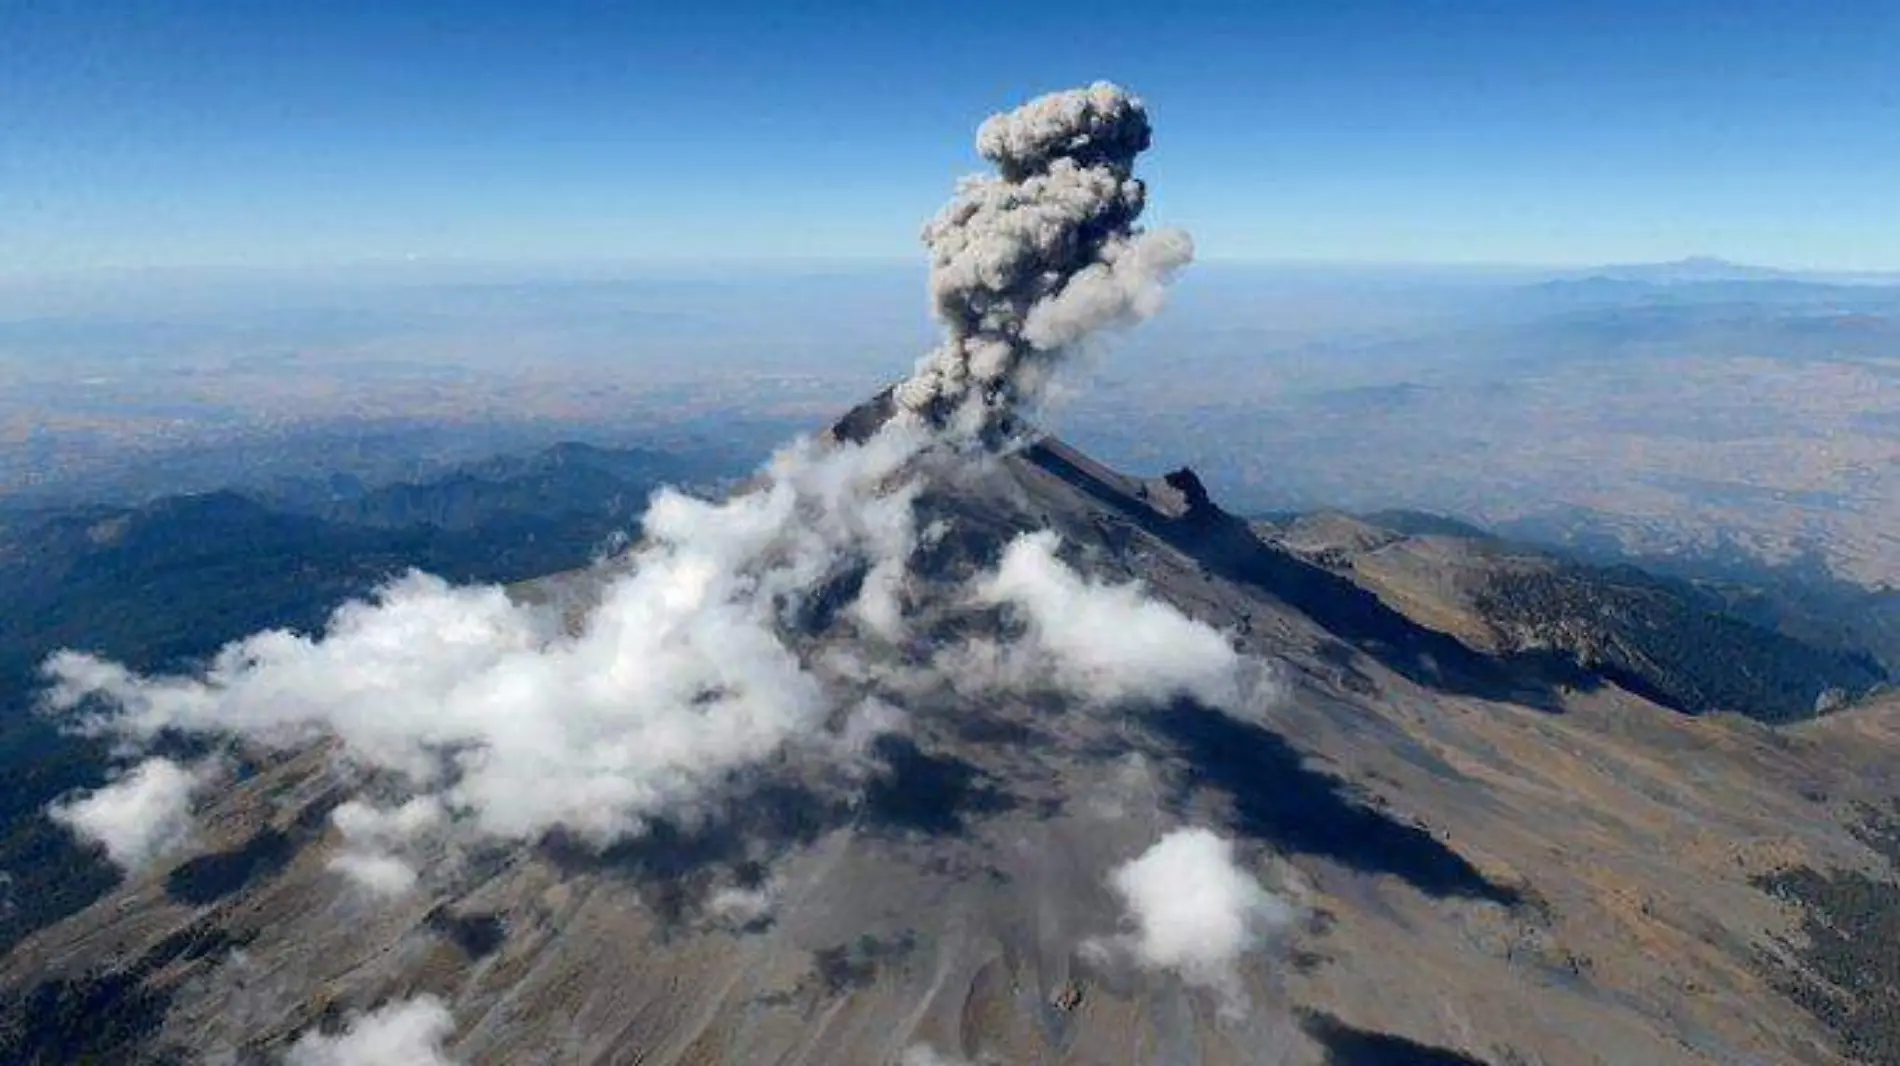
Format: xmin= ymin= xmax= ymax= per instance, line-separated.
xmin=5 ymin=253 xmax=1899 ymax=287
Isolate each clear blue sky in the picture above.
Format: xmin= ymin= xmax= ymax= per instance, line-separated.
xmin=4 ymin=0 xmax=1897 ymax=276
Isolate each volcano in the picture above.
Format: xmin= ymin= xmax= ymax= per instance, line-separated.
xmin=4 ymin=388 xmax=1899 ymax=1066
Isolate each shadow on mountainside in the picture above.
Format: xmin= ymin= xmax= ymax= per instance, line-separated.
xmin=0 ymin=921 xmax=246 ymax=1064
xmin=860 ymin=736 xmax=1019 ymax=837
xmin=164 ymin=790 xmax=340 ymax=907
xmin=165 ymin=829 xmax=296 ymax=907
xmin=1153 ymin=703 xmax=1522 ymax=906
xmin=541 ymin=780 xmax=842 ymax=930
xmin=1302 ymin=1010 xmax=1495 ymax=1065
xmin=542 ymin=735 xmax=1020 ymax=930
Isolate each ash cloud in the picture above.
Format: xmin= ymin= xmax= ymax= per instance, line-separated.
xmin=284 ymin=995 xmax=458 ymax=1066
xmin=895 ymin=81 xmax=1193 ymax=426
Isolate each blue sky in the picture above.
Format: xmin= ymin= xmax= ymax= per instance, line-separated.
xmin=4 ymin=0 xmax=1897 ymax=276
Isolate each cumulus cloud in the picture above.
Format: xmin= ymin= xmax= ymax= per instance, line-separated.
xmin=333 ymin=796 xmax=444 ymax=843
xmin=326 ymin=797 xmax=443 ymax=896
xmin=43 ymin=426 xmax=926 ymax=852
xmin=967 ymin=530 xmax=1244 ymax=707
xmin=285 ymin=995 xmax=457 ymax=1066
xmin=328 ymin=852 xmax=420 ymax=898
xmin=1095 ymin=828 xmax=1293 ymax=1009
xmin=49 ymin=756 xmax=211 ymax=871
xmin=896 ymin=81 xmax=1192 ymax=425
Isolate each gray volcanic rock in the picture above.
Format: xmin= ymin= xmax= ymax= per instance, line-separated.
xmin=4 ymin=407 xmax=1899 ymax=1065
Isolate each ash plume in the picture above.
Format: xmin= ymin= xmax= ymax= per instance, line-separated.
xmin=895 ymin=81 xmax=1194 ymax=427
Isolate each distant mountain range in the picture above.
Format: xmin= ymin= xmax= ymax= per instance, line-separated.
xmin=1552 ymin=255 xmax=1900 ymax=287
xmin=1513 ymin=262 xmax=1900 ymax=317
xmin=1577 ymin=256 xmax=1802 ymax=284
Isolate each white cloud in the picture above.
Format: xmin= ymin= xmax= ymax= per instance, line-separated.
xmin=849 ymin=556 xmax=909 ymax=641
xmin=969 ymin=530 xmax=1243 ymax=707
xmin=41 ymin=427 xmax=925 ymax=853
xmin=333 ymin=796 xmax=445 ymax=843
xmin=1097 ymin=828 xmax=1292 ymax=1009
xmin=328 ymin=852 xmax=420 ymax=897
xmin=48 ymin=756 xmax=210 ymax=871
xmin=285 ymin=995 xmax=457 ymax=1066
xmin=326 ymin=797 xmax=441 ymax=896
xmin=706 ymin=882 xmax=777 ymax=928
